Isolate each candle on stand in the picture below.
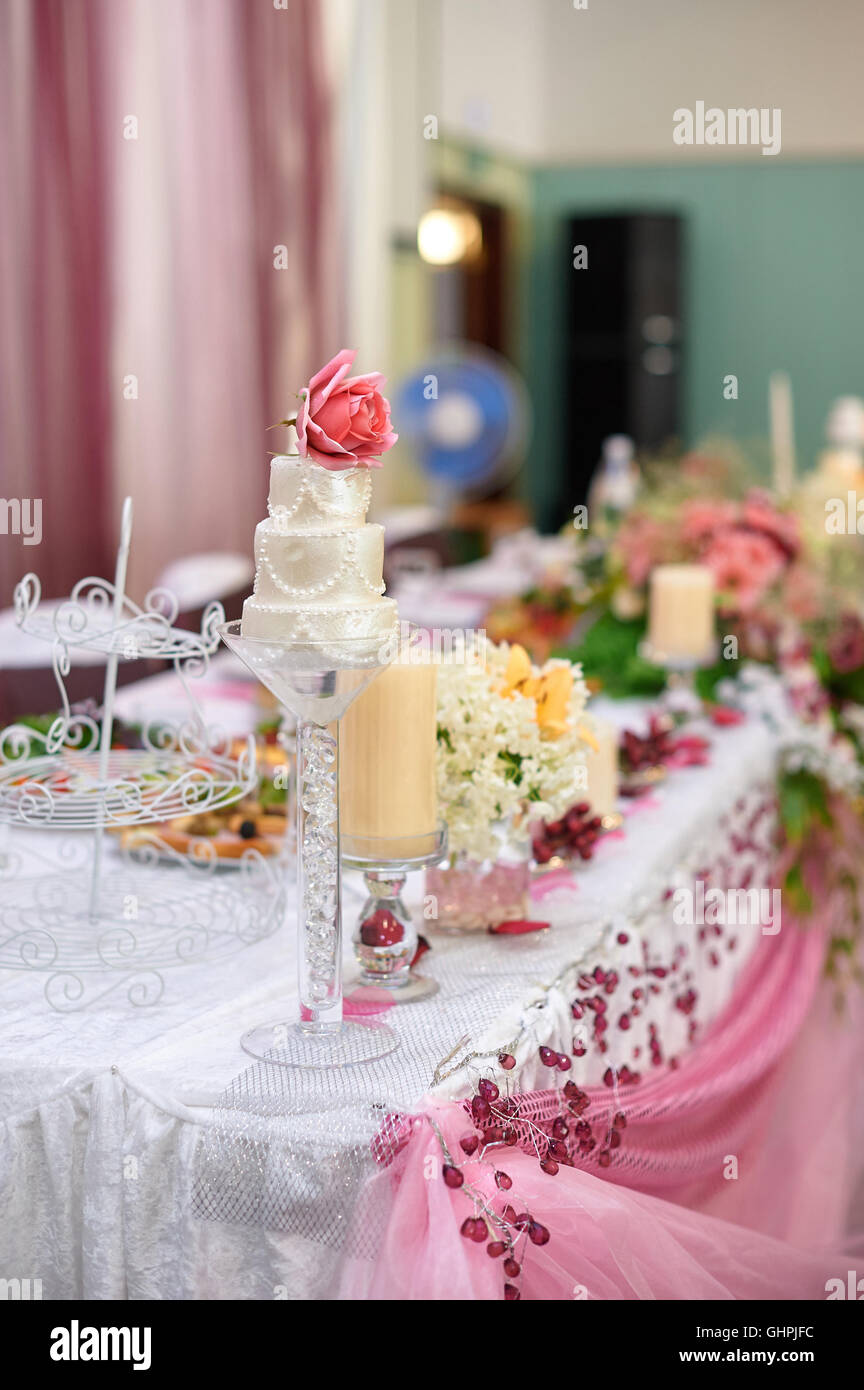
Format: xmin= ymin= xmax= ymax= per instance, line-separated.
xmin=583 ymin=717 xmax=619 ymax=821
xmin=340 ymin=657 xmax=437 ymax=849
xmin=769 ymin=371 xmax=796 ymax=498
xmin=648 ymin=564 xmax=715 ymax=664
xmin=817 ymin=396 xmax=864 ymax=486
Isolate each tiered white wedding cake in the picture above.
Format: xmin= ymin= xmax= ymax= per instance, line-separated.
xmin=240 ymin=428 xmax=398 ymax=645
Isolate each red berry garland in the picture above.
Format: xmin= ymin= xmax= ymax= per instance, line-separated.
xmin=533 ymin=801 xmax=604 ymax=864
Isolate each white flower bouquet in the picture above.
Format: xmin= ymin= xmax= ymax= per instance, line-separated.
xmin=435 ymin=641 xmax=592 ymax=861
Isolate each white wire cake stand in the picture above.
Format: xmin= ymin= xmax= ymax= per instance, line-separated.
xmin=0 ymin=499 xmax=286 ymax=1009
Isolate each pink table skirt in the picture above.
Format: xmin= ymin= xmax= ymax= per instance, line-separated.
xmin=342 ymin=915 xmax=864 ymax=1300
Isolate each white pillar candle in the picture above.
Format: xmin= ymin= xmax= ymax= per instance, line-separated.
xmin=583 ymin=717 xmax=619 ymax=819
xmin=340 ymin=658 xmax=437 ymax=846
xmin=648 ymin=564 xmax=715 ymax=663
xmin=818 ymin=447 xmax=864 ymax=485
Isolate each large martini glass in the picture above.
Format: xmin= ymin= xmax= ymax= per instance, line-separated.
xmin=219 ymin=621 xmax=398 ymax=1067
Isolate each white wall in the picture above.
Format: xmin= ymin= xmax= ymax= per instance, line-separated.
xmin=436 ymin=0 xmax=864 ymax=163
xmin=438 ymin=0 xmax=547 ymax=159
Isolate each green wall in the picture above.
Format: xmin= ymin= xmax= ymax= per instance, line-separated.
xmin=528 ymin=161 xmax=864 ymax=529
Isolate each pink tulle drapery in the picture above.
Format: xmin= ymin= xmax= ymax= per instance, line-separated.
xmin=341 ymin=919 xmax=864 ymax=1300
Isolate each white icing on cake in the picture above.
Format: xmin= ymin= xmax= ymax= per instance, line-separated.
xmin=241 ymin=453 xmax=398 ymax=645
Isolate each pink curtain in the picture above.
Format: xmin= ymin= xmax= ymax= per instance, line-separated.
xmin=0 ymin=0 xmax=341 ymax=606
xmin=0 ymin=0 xmax=112 ymax=600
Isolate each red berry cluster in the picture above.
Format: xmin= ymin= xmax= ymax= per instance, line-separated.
xmin=440 ymin=1066 xmax=564 ymax=1300
xmin=620 ymin=714 xmax=711 ymax=791
xmin=648 ymin=1021 xmax=663 ymax=1068
xmin=620 ymin=714 xmax=675 ymax=774
xmin=602 ymin=1064 xmax=639 ymax=1087
xmin=441 ymin=1024 xmax=644 ymax=1299
xmin=573 ymin=963 xmax=641 ymax=1057
xmin=532 ymin=802 xmax=603 ymax=865
xmin=674 ymin=987 xmax=698 ymax=1015
xmin=444 ymin=1135 xmax=549 ymax=1300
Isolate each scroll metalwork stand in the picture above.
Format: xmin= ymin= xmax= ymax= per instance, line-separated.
xmin=0 ymin=499 xmax=283 ymax=1009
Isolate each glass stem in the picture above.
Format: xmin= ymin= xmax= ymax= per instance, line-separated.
xmin=665 ymin=667 xmax=698 ymax=704
xmin=296 ymin=717 xmax=342 ymax=1032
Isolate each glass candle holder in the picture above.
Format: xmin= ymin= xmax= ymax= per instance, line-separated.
xmin=342 ymin=826 xmax=446 ymax=1002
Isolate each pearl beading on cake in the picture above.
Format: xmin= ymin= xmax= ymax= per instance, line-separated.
xmin=256 ymin=529 xmax=386 ymax=600
xmin=240 ymin=597 xmax=398 ymax=643
xmin=267 ymin=467 xmax=372 ymax=528
xmin=241 ymin=454 xmax=396 ymax=647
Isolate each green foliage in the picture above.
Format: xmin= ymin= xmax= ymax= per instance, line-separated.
xmin=258 ymin=777 xmax=286 ymax=809
xmin=812 ymin=645 xmax=864 ymax=706
xmin=16 ymin=711 xmax=64 ymax=738
xmin=436 ymin=724 xmax=454 ymax=753
xmin=554 ymin=612 xmax=665 ymax=698
xmin=522 ymin=584 xmax=577 ymax=615
xmin=255 ymin=716 xmax=282 ymax=738
xmin=783 ymin=861 xmax=812 ymax=916
xmin=778 ymin=767 xmax=833 ymax=845
xmin=497 ymin=748 xmax=525 ymax=785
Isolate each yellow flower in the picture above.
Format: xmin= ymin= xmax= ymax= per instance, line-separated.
xmin=534 ymin=666 xmax=572 ymax=737
xmin=500 ymin=644 xmax=573 ymax=738
xmin=501 ymin=644 xmax=534 ymax=695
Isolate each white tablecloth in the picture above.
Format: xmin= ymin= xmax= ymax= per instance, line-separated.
xmin=0 ymin=663 xmax=784 ymax=1298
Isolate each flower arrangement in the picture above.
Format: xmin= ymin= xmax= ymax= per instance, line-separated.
xmin=612 ymin=480 xmax=801 ymax=624
xmin=484 ymin=585 xmax=583 ymax=663
xmin=545 ymin=447 xmax=864 ymax=705
xmin=435 ymin=642 xmax=592 ymax=861
xmin=559 ymin=445 xmax=864 ymax=953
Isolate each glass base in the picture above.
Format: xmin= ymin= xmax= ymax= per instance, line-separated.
xmin=240 ymin=1017 xmax=399 ymax=1068
xmin=359 ymin=971 xmax=439 ymax=1003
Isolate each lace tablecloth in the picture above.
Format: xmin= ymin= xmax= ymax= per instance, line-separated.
xmin=0 ymin=655 xmax=792 ymax=1298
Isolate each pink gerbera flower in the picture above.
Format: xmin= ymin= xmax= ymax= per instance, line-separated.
xmin=741 ymin=489 xmax=800 ymax=559
xmin=701 ymin=527 xmax=786 ymax=615
xmin=680 ymin=498 xmax=739 ymax=545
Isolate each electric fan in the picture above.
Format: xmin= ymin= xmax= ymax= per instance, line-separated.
xmin=396 ymin=346 xmax=530 ymax=505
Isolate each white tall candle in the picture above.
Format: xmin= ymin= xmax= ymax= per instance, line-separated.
xmin=648 ymin=564 xmax=715 ymax=663
xmin=770 ymin=371 xmax=795 ymax=498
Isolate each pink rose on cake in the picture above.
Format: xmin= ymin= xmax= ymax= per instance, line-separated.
xmin=294 ymin=348 xmax=398 ymax=469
